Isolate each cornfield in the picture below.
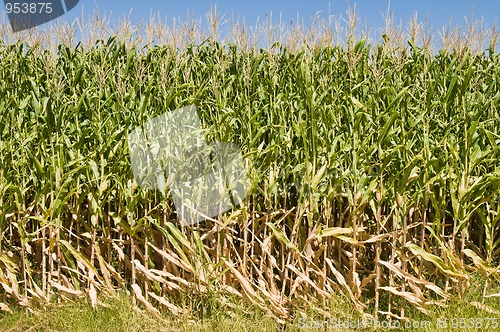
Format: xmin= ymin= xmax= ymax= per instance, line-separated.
xmin=1 ymin=10 xmax=500 ymax=323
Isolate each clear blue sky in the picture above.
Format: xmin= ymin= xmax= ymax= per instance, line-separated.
xmin=60 ymin=1 xmax=497 ymax=30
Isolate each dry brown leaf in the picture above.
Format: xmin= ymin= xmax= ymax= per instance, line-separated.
xmin=101 ymin=259 xmax=126 ymax=288
xmin=50 ymin=281 xmax=84 ymax=296
xmin=89 ymin=283 xmax=97 ymax=308
xmin=285 ymin=264 xmax=330 ymax=298
xmin=95 ymin=245 xmax=114 ymax=290
xmin=131 ymin=283 xmax=160 ymax=316
xmin=471 ymin=301 xmax=500 ymax=315
xmin=379 ymin=260 xmax=448 ymax=299
xmin=379 ymin=286 xmax=428 ymax=313
xmin=325 ymin=259 xmax=354 ymax=298
xmin=0 ymin=302 xmax=12 ymax=313
xmin=133 ymin=259 xmax=167 ymax=284
xmin=148 ymin=292 xmax=181 ymax=315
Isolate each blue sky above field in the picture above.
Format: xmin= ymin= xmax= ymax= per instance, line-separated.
xmin=59 ymin=1 xmax=497 ymax=30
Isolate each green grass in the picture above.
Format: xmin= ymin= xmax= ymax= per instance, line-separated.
xmin=0 ymin=290 xmax=281 ymax=332
xmin=2 ymin=276 xmax=500 ymax=332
